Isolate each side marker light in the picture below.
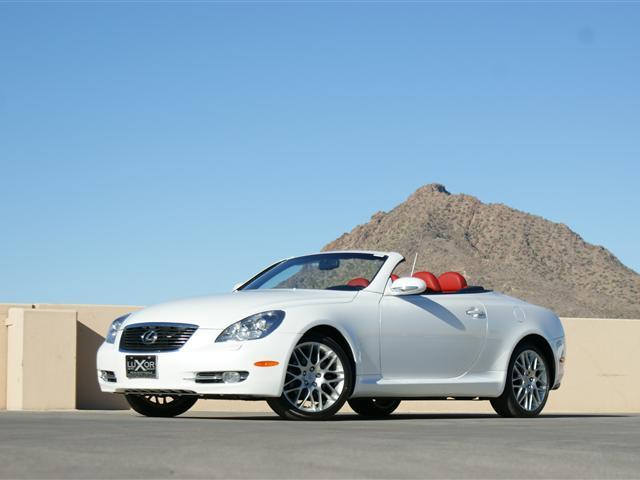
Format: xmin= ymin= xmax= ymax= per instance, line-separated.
xmin=254 ymin=360 xmax=279 ymax=367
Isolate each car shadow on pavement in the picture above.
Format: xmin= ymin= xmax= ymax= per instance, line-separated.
xmin=180 ymin=412 xmax=630 ymax=421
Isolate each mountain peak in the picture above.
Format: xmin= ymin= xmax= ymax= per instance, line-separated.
xmin=412 ymin=183 xmax=451 ymax=196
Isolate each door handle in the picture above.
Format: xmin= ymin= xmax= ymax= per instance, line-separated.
xmin=466 ymin=307 xmax=485 ymax=318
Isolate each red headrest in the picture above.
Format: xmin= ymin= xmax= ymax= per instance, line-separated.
xmin=412 ymin=271 xmax=441 ymax=292
xmin=390 ymin=274 xmax=399 ymax=282
xmin=347 ymin=277 xmax=370 ymax=288
xmin=438 ymin=272 xmax=467 ymax=292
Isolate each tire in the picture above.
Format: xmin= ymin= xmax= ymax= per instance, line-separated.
xmin=125 ymin=394 xmax=197 ymax=417
xmin=267 ymin=333 xmax=354 ymax=420
xmin=348 ymin=398 xmax=401 ymax=417
xmin=490 ymin=342 xmax=551 ymax=418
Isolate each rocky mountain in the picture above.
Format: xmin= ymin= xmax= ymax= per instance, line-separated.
xmin=323 ymin=184 xmax=640 ymax=319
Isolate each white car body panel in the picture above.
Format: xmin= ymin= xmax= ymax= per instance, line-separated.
xmin=97 ymin=251 xmax=565 ymax=401
xmin=380 ymin=294 xmax=488 ymax=379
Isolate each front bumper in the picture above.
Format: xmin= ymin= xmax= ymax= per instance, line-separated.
xmin=96 ymin=328 xmax=301 ymax=397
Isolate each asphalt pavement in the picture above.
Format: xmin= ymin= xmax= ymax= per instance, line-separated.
xmin=0 ymin=411 xmax=638 ymax=479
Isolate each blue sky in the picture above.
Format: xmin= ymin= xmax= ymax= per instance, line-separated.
xmin=1 ymin=2 xmax=638 ymax=305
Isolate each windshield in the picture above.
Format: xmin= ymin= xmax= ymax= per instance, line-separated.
xmin=240 ymin=253 xmax=387 ymax=291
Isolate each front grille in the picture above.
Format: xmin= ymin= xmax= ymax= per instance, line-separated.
xmin=119 ymin=323 xmax=198 ymax=352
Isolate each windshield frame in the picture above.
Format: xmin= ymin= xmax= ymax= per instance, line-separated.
xmin=237 ymin=252 xmax=389 ymax=292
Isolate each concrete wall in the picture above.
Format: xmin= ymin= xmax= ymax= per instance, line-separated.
xmin=1 ymin=303 xmax=639 ymax=413
xmin=36 ymin=304 xmax=143 ymax=409
xmin=6 ymin=308 xmax=77 ymax=410
xmin=1 ymin=304 xmax=142 ymax=411
xmin=0 ymin=304 xmax=30 ymax=410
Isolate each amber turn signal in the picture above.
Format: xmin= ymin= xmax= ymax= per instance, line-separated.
xmin=254 ymin=360 xmax=279 ymax=367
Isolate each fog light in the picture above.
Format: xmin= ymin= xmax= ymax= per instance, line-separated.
xmin=99 ymin=370 xmax=116 ymax=383
xmin=222 ymin=371 xmax=241 ymax=383
xmin=195 ymin=371 xmax=248 ymax=384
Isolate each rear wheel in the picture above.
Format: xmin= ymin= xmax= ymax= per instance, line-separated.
xmin=348 ymin=398 xmax=401 ymax=417
xmin=267 ymin=333 xmax=354 ymax=420
xmin=490 ymin=343 xmax=550 ymax=418
xmin=125 ymin=394 xmax=197 ymax=417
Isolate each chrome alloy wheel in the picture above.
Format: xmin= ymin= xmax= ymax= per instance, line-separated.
xmin=283 ymin=341 xmax=345 ymax=413
xmin=512 ymin=349 xmax=548 ymax=412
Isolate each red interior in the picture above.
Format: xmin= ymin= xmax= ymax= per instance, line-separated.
xmin=438 ymin=272 xmax=468 ymax=292
xmin=347 ymin=277 xmax=370 ymax=288
xmin=412 ymin=271 xmax=442 ymax=292
xmin=350 ymin=271 xmax=469 ymax=293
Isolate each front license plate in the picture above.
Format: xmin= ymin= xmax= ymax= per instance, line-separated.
xmin=126 ymin=355 xmax=157 ymax=379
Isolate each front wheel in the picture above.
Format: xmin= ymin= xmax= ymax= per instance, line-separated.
xmin=267 ymin=333 xmax=354 ymax=420
xmin=490 ymin=343 xmax=550 ymax=418
xmin=348 ymin=398 xmax=401 ymax=417
xmin=125 ymin=394 xmax=197 ymax=417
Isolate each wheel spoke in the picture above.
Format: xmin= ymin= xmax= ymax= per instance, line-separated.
xmin=317 ymin=389 xmax=324 ymax=410
xmin=325 ymin=376 xmax=343 ymax=385
xmin=325 ymin=355 xmax=338 ymax=370
xmin=303 ymin=388 xmax=312 ymax=406
xmin=291 ymin=350 xmax=303 ymax=367
xmin=325 ymin=383 xmax=340 ymax=399
xmin=533 ymin=386 xmax=543 ymax=406
xmin=315 ymin=344 xmax=322 ymax=364
xmin=317 ymin=350 xmax=332 ymax=366
xmin=303 ymin=345 xmax=310 ymax=364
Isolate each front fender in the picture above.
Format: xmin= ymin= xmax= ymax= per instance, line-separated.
xmin=278 ymin=292 xmax=381 ymax=377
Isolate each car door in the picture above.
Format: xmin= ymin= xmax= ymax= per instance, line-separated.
xmin=379 ymin=292 xmax=488 ymax=380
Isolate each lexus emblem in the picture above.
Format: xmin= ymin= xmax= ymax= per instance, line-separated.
xmin=141 ymin=330 xmax=159 ymax=345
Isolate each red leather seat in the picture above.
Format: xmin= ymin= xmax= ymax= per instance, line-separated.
xmin=439 ymin=272 xmax=468 ymax=293
xmin=390 ymin=274 xmax=399 ymax=282
xmin=347 ymin=277 xmax=370 ymax=288
xmin=412 ymin=271 xmax=441 ymax=292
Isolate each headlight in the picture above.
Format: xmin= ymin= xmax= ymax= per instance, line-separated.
xmin=105 ymin=314 xmax=130 ymax=344
xmin=216 ymin=310 xmax=285 ymax=343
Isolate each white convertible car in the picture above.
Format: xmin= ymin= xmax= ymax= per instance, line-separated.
xmin=97 ymin=251 xmax=565 ymax=420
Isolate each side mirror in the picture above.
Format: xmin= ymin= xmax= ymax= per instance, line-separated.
xmin=389 ymin=277 xmax=426 ymax=296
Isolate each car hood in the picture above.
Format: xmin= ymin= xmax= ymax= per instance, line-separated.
xmin=123 ymin=289 xmax=358 ymax=330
